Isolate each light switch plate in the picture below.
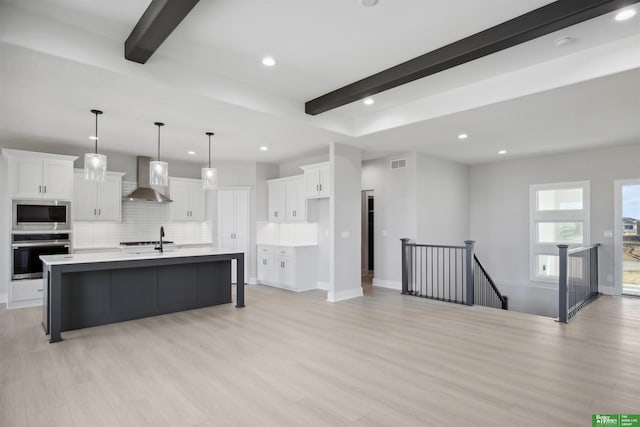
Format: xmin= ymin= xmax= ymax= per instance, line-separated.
xmin=603 ymin=230 xmax=613 ymax=238
xmin=341 ymin=231 xmax=350 ymax=239
xmin=381 ymin=230 xmax=388 ymax=237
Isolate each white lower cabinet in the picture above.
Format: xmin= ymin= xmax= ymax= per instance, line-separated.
xmin=9 ymin=279 xmax=45 ymax=307
xmin=257 ymin=245 xmax=317 ymax=291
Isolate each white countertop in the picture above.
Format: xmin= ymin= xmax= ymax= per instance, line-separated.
xmin=256 ymin=242 xmax=318 ymax=247
xmin=40 ymin=247 xmax=242 ymax=266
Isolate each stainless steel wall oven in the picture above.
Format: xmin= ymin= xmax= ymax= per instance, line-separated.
xmin=11 ymin=232 xmax=71 ymax=280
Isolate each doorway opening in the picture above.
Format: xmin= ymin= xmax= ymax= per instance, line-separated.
xmin=621 ymin=183 xmax=640 ymax=296
xmin=361 ymin=190 xmax=374 ymax=290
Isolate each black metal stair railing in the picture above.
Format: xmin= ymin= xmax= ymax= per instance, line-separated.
xmin=401 ymin=239 xmax=507 ymax=309
xmin=473 ymin=255 xmax=508 ymax=310
xmin=557 ymin=243 xmax=600 ymax=322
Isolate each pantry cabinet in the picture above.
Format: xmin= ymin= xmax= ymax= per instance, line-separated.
xmin=218 ymin=188 xmax=250 ymax=283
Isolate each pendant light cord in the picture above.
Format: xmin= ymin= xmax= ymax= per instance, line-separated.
xmin=154 ymin=122 xmax=164 ymax=161
xmin=94 ymin=112 xmax=98 ymax=154
xmin=206 ymin=131 xmax=214 ymax=168
xmin=90 ymin=109 xmax=103 ymax=154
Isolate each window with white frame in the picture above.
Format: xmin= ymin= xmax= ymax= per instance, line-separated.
xmin=530 ymin=181 xmax=590 ymax=282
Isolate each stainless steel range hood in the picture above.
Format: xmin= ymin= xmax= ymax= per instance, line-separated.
xmin=123 ymin=156 xmax=172 ymax=203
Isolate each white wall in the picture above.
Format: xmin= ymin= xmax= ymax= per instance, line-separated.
xmin=278 ymin=151 xmax=329 ymax=178
xmin=0 ymin=155 xmax=8 ymax=302
xmin=416 ymin=153 xmax=469 ymax=245
xmin=469 ymin=143 xmax=640 ymax=317
xmin=361 ymin=153 xmax=418 ymax=288
xmin=361 ymin=152 xmax=470 ymax=289
xmin=329 ymin=143 xmax=362 ymax=301
xmin=315 ymin=198 xmax=331 ymax=288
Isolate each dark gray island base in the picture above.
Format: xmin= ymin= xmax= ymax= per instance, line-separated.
xmin=41 ymin=249 xmax=244 ymax=343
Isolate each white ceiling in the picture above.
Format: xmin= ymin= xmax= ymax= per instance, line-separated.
xmin=0 ymin=0 xmax=639 ymax=165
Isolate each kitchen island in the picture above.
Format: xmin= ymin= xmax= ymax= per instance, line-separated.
xmin=40 ymin=248 xmax=244 ymax=343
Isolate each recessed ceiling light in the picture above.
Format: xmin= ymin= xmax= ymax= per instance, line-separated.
xmin=363 ymin=98 xmax=375 ymax=105
xmin=187 ymin=151 xmax=196 ymax=155
xmin=458 ymin=133 xmax=468 ymax=140
xmin=498 ymin=150 xmax=507 ymax=155
xmin=262 ymin=56 xmax=276 ymax=67
xmin=359 ymin=0 xmax=378 ymax=7
xmin=554 ymin=36 xmax=573 ymax=47
xmin=615 ymin=8 xmax=636 ymax=21
xmin=260 ymin=146 xmax=269 ymax=151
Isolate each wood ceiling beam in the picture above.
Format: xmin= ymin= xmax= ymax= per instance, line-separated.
xmin=125 ymin=0 xmax=200 ymax=64
xmin=305 ymin=0 xmax=640 ymax=115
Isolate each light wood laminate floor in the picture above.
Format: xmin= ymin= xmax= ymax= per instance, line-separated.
xmin=1 ymin=286 xmax=639 ymax=426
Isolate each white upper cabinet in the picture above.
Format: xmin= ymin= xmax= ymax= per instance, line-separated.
xmin=73 ymin=170 xmax=124 ymax=221
xmin=267 ymin=176 xmax=306 ymax=222
xmin=301 ymin=162 xmax=330 ymax=199
xmin=285 ymin=177 xmax=306 ymax=222
xmin=268 ymin=180 xmax=286 ymax=222
xmin=3 ymin=150 xmax=76 ymax=200
xmin=169 ymin=178 xmax=206 ymax=221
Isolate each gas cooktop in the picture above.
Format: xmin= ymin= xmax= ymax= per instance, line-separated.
xmin=120 ymin=241 xmax=174 ymax=246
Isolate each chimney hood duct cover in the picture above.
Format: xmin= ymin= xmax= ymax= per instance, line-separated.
xmin=123 ymin=156 xmax=173 ymax=202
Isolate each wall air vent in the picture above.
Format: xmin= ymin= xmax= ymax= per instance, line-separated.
xmin=390 ymin=159 xmax=407 ymax=170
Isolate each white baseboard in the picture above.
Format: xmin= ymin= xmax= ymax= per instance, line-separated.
xmin=327 ymin=287 xmax=363 ymax=302
xmin=7 ymin=299 xmax=43 ymax=309
xmin=372 ymin=278 xmax=401 ymax=290
xmin=0 ymin=293 xmax=7 ymax=305
xmin=317 ymin=281 xmax=329 ymax=291
xmin=598 ymin=285 xmax=617 ymax=295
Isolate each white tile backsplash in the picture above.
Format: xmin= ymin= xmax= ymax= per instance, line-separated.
xmin=73 ymin=181 xmax=212 ymax=248
xmin=256 ymin=221 xmax=318 ymax=246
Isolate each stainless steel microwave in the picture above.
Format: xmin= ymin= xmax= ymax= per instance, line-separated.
xmin=12 ymin=200 xmax=71 ymax=231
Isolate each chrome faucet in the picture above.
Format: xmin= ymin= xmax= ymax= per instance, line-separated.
xmin=155 ymin=226 xmax=165 ymax=253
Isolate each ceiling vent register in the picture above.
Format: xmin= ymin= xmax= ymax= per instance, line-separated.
xmin=390 ymin=159 xmax=407 ymax=170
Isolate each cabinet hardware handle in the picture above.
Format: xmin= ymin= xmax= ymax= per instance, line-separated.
xmin=319 ymin=184 xmax=322 ymax=191
xmin=94 ymin=209 xmax=97 ymax=215
xmin=43 ymin=186 xmax=47 ymax=193
xmin=98 ymin=209 xmax=101 ymax=215
xmin=39 ymin=185 xmax=42 ymax=193
xmin=293 ymin=210 xmax=296 ymax=216
xmin=316 ymin=184 xmax=319 ymax=191
xmin=37 ymin=289 xmax=43 ymax=292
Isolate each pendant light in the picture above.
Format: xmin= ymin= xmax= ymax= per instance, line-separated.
xmin=84 ymin=109 xmax=107 ymax=181
xmin=202 ymin=131 xmax=218 ymax=190
xmin=149 ymin=122 xmax=169 ymax=186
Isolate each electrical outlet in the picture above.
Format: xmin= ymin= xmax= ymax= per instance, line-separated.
xmin=607 ymin=274 xmax=613 ymax=283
